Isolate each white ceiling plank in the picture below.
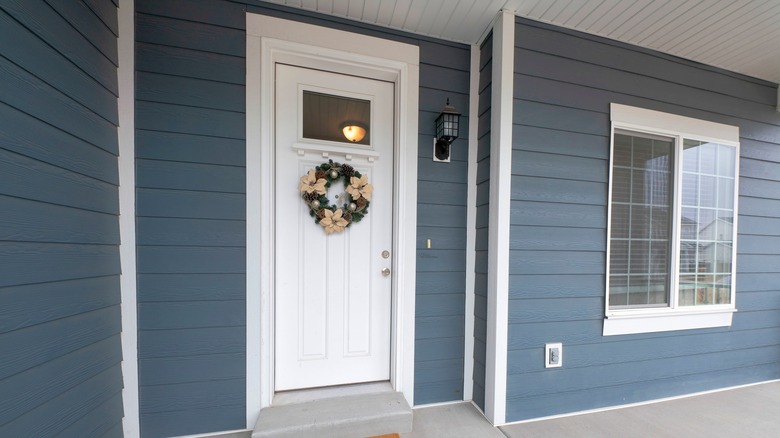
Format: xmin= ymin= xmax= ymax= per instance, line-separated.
xmin=262 ymin=0 xmax=780 ymax=84
xmin=389 ymin=0 xmax=413 ymax=28
xmin=346 ymin=0 xmax=365 ymax=19
xmin=618 ymin=0 xmax=682 ymax=43
xmin=598 ymin=0 xmax=657 ymax=36
xmin=687 ymin=2 xmax=780 ymax=62
xmin=674 ymin=1 xmax=776 ymax=59
xmin=331 ymin=0 xmax=349 ymax=16
xmin=660 ymin=0 xmax=745 ymax=53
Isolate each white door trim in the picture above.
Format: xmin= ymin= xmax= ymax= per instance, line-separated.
xmin=246 ymin=13 xmax=420 ymax=428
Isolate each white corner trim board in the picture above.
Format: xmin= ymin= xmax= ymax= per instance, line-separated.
xmin=246 ymin=13 xmax=420 ymax=428
xmin=462 ymin=42 xmax=480 ymax=402
xmin=118 ymin=0 xmax=139 ymax=437
xmin=484 ymin=9 xmax=515 ymax=426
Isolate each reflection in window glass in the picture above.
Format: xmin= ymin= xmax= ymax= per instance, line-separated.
xmin=679 ymin=139 xmax=735 ymax=306
xmin=302 ymin=91 xmax=371 ymax=145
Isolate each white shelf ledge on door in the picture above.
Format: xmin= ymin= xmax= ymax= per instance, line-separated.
xmin=292 ymin=142 xmax=380 ymax=162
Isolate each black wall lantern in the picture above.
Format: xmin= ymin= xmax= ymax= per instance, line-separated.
xmin=433 ymin=99 xmax=461 ymax=163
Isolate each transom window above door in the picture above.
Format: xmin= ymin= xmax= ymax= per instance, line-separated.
xmin=604 ymin=104 xmax=740 ymax=336
xmin=302 ymin=91 xmax=371 ymax=145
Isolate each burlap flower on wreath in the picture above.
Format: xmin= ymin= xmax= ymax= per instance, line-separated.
xmin=346 ymin=174 xmax=373 ymax=201
xmin=298 ymin=169 xmax=327 ymax=195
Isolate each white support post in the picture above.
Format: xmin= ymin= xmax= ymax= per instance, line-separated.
xmin=484 ymin=10 xmax=515 ymax=426
xmin=118 ymin=0 xmax=139 ymax=436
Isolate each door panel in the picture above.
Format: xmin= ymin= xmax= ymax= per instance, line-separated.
xmin=274 ymin=64 xmax=394 ymax=391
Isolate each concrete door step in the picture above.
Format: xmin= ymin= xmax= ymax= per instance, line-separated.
xmin=252 ymin=391 xmax=412 ymax=438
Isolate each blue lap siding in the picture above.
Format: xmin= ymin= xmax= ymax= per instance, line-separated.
xmin=506 ymin=17 xmax=780 ymax=422
xmin=134 ymin=1 xmax=470 ymax=435
xmin=0 ymin=1 xmax=123 ymax=436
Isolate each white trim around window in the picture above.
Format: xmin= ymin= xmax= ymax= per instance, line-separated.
xmin=604 ymin=104 xmax=740 ymax=336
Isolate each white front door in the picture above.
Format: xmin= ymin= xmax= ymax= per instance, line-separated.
xmin=274 ymin=64 xmax=395 ymax=391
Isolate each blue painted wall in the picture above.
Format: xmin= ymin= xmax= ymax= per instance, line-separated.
xmin=134 ymin=1 xmax=471 ymax=435
xmin=506 ymin=17 xmax=780 ymax=421
xmin=0 ymin=1 xmax=124 ymax=436
xmin=472 ymin=33 xmax=493 ymax=411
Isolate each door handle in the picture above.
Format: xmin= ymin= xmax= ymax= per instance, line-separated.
xmin=381 ymin=268 xmax=391 ymax=277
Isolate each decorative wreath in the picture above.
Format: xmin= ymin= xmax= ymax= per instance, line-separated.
xmin=298 ymin=160 xmax=373 ymax=234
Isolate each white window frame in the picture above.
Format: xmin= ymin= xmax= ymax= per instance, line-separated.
xmin=604 ymin=104 xmax=740 ymax=336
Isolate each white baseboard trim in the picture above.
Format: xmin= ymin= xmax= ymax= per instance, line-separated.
xmin=174 ymin=429 xmax=251 ymax=438
xmin=500 ymin=379 xmax=780 ymax=427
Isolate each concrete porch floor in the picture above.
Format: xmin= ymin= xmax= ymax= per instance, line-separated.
xmin=404 ymin=381 xmax=780 ymax=437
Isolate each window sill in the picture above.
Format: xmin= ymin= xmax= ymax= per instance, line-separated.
xmin=603 ymin=308 xmax=736 ymax=336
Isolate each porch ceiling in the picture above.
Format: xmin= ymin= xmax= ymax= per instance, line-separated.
xmin=261 ymin=0 xmax=780 ymax=85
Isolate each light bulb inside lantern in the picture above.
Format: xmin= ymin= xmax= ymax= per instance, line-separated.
xmin=342 ymin=125 xmax=366 ymax=143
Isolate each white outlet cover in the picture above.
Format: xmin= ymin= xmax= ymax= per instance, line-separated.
xmin=545 ymin=342 xmax=563 ymax=368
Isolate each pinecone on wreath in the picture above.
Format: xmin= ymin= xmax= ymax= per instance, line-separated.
xmin=315 ymin=170 xmax=327 ymax=180
xmin=303 ymin=192 xmax=319 ymax=202
xmin=342 ymin=212 xmax=353 ymax=223
xmin=316 ymin=209 xmax=327 ymax=219
xmin=355 ymin=197 xmax=368 ymax=210
xmin=341 ymin=164 xmax=355 ymax=179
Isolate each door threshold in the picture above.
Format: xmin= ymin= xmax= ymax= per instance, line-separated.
xmin=272 ymin=381 xmax=393 ymax=406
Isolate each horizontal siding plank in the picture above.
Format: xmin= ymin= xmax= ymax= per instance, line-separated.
xmin=507 ymin=345 xmax=780 ymax=399
xmin=137 ymin=273 xmax=245 ymax=302
xmin=509 ymin=250 xmax=603 ymax=275
xmin=136 ymin=71 xmax=245 ymax=112
xmin=740 ymin=157 xmax=780 ymax=182
xmin=140 ymin=379 xmax=244 ymax=414
xmin=136 ymin=101 xmax=244 ymax=139
xmin=739 ymin=177 xmax=780 ymax=200
xmin=511 ymin=175 xmax=607 ymax=205
xmin=136 ymin=246 xmax=245 ymax=274
xmin=510 ymin=225 xmax=605 ymax=251
xmin=505 ymin=363 xmax=780 ymax=421
xmin=417 ymin=157 xmax=468 ymax=183
xmin=416 ymin=271 xmax=465 ymax=295
xmin=739 ymin=235 xmax=780 ymax=255
xmin=0 ymin=11 xmax=118 ymax=124
xmin=738 ymin=216 xmax=780 ymax=236
xmin=419 ymin=64 xmax=469 ymax=93
xmin=0 ymin=306 xmax=121 ymax=380
xmin=740 ymin=138 xmax=780 ymax=163
xmin=140 ymin=403 xmax=245 ymax=438
xmin=0 ymin=195 xmax=119 ymax=245
xmin=135 ymin=42 xmax=245 ymax=85
xmin=46 ymin=0 xmax=118 ymax=65
xmin=136 ymin=129 xmax=245 ymax=166
xmin=139 ymin=353 xmax=245 ymax=386
xmin=415 ymin=337 xmax=464 ymax=362
xmin=509 ymin=274 xmax=604 ymax=300
xmin=416 ymin=226 xmax=466 ymax=250
xmin=0 ymin=57 xmax=117 ymax=153
xmin=0 ymin=148 xmax=118 ymax=214
xmin=82 ymin=0 xmax=118 ymax=35
xmin=0 ymin=335 xmax=121 ymax=425
xmin=737 ymin=254 xmax=780 ymax=273
xmin=514 ymin=22 xmax=775 ymax=106
xmin=136 ymin=217 xmax=244 ymax=247
xmin=514 ymin=100 xmax=609 ymax=137
xmin=138 ymin=301 xmax=245 ymax=330
xmin=0 ymin=0 xmax=117 ymax=94
xmin=739 ymin=196 xmax=780 ymax=219
xmin=0 ymin=243 xmax=120 ymax=288
xmin=418 ymin=86 xmax=469 ymax=115
xmin=0 ymin=366 xmax=123 ymax=437
xmin=419 ymin=40 xmax=470 ymax=71
xmin=508 ymin=297 xmax=603 ymax=323
xmin=135 ymin=13 xmax=245 ymax=57
xmin=136 ymin=159 xmax=245 ymax=194
xmin=512 ymin=125 xmax=608 ymax=159
xmin=0 ymin=276 xmax=120 ymax=334
xmin=417 ymin=204 xmax=466 ymax=228
xmin=417 ymin=181 xmax=467 ymax=206
xmin=737 ymin=273 xmax=780 ymax=292
xmin=0 ymin=103 xmax=118 ymax=184
xmin=138 ymin=327 xmax=245 ymax=359
xmin=416 ymin=249 xmax=466 ymax=272
xmin=416 ymin=293 xmax=465 ymax=318
xmin=136 ymin=188 xmax=245 ymax=220
xmin=414 ymin=380 xmax=463 ymax=405
xmin=510 ymin=200 xmax=606 ymax=228
xmin=512 ymin=150 xmax=607 ymax=182
xmin=56 ymin=392 xmax=124 ymax=438
xmin=416 ymin=315 xmax=465 ymax=340
xmin=136 ymin=0 xmax=246 ymax=29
